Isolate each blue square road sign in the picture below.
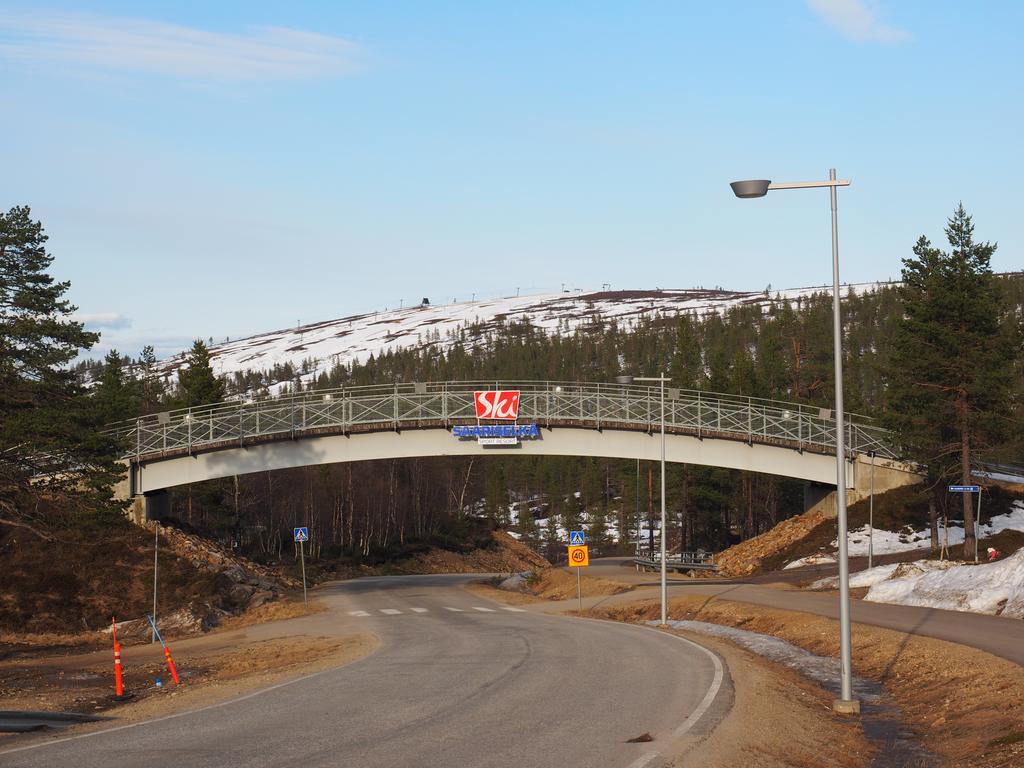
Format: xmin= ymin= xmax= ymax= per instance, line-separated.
xmin=294 ymin=527 xmax=309 ymax=542
xmin=569 ymin=530 xmax=585 ymax=546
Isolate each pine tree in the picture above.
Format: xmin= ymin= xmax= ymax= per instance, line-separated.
xmin=886 ymin=205 xmax=1019 ymax=558
xmin=0 ymin=206 xmax=123 ymax=531
xmin=93 ymin=349 xmax=140 ymax=425
xmin=137 ymin=344 xmax=166 ymax=414
xmin=177 ymin=340 xmax=225 ymax=407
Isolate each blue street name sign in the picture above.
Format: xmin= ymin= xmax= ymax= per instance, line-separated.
xmin=948 ymin=485 xmax=980 ymax=493
xmin=569 ymin=530 xmax=585 ymax=546
xmin=293 ymin=527 xmax=309 ymax=542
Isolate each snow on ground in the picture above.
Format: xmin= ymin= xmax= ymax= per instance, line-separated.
xmin=153 ymin=282 xmax=886 ymax=386
xmin=976 ymin=469 xmax=1024 ymax=485
xmin=809 ymin=560 xmax=960 ymax=591
xmin=651 ymin=619 xmax=883 ymax=703
xmin=784 ymin=501 xmax=1024 ymax=569
xmin=783 ymin=553 xmax=837 ymax=570
xmin=864 ymin=549 xmax=1024 ymax=618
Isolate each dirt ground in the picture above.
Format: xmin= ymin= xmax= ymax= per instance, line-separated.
xmin=676 ymin=632 xmax=874 ymax=768
xmin=600 ymin=596 xmax=1024 ymax=768
xmin=0 ymin=631 xmax=377 ymax=749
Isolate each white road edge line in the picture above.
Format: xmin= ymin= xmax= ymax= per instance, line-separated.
xmin=443 ymin=607 xmax=464 ymax=612
xmin=500 ymin=607 xmax=527 ymax=612
xmin=568 ymin=615 xmax=727 ymax=768
xmin=409 ymin=608 xmax=428 ymax=613
xmin=471 ymin=606 xmax=495 ymax=612
xmin=0 ymin=640 xmax=381 ymax=758
xmin=661 ymin=628 xmax=725 ymax=740
xmin=347 ymin=610 xmax=370 ymax=617
xmin=624 ymin=752 xmax=661 ymax=768
xmin=379 ymin=609 xmax=402 ymax=615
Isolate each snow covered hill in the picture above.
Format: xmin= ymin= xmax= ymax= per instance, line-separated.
xmin=155 ymin=281 xmax=888 ymax=391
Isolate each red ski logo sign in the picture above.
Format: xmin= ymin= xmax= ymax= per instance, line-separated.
xmin=474 ymin=390 xmax=521 ymax=420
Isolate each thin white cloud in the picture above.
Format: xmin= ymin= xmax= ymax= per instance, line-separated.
xmin=70 ymin=311 xmax=132 ymax=329
xmin=806 ymin=0 xmax=910 ymax=43
xmin=0 ymin=12 xmax=360 ymax=80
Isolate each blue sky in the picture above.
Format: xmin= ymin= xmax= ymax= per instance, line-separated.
xmin=1 ymin=1 xmax=1021 ymax=358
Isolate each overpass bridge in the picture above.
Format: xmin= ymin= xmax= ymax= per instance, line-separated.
xmin=110 ymin=380 xmax=918 ymax=517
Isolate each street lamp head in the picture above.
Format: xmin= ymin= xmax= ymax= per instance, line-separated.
xmin=730 ymin=179 xmax=771 ymax=199
xmin=615 ymin=375 xmax=634 ymax=385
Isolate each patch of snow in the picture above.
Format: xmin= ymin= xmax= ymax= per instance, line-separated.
xmin=783 ymin=553 xmax=836 ymax=570
xmin=976 ymin=470 xmax=1024 ymax=485
xmin=786 ymin=501 xmax=1024 ymax=569
xmin=653 ymin=619 xmax=882 ymax=702
xmin=810 ymin=559 xmax=959 ymax=590
xmin=499 ymin=573 xmax=530 ymax=591
xmin=865 ymin=549 xmax=1024 ymax=618
xmin=810 ymin=563 xmax=901 ymax=590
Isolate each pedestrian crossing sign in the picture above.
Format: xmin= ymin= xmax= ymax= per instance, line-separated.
xmin=569 ymin=530 xmax=585 ymax=546
xmin=294 ymin=527 xmax=309 ymax=542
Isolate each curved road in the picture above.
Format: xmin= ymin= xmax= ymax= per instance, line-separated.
xmin=1 ymin=575 xmax=728 ymax=768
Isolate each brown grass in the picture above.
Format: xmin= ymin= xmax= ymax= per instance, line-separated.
xmin=600 ymin=595 xmax=1024 ymax=767
xmin=214 ymin=598 xmax=327 ymax=631
xmin=526 ymin=567 xmax=634 ymax=600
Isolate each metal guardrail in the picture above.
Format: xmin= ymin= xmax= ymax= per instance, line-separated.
xmin=633 ymin=549 xmax=718 ymax=572
xmin=109 ymin=380 xmax=897 ymax=462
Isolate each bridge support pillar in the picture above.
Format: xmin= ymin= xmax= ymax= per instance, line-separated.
xmin=142 ymin=490 xmax=171 ymax=522
xmin=804 ymin=483 xmax=866 ymax=519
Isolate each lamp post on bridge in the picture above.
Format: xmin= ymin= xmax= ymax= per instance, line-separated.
xmin=729 ymin=169 xmax=859 ymax=714
xmin=616 ymin=373 xmax=669 ymax=628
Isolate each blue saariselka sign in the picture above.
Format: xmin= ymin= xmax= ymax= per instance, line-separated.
xmin=452 ymin=424 xmax=540 ymax=439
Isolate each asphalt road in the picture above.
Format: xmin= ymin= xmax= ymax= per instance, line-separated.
xmin=1 ymin=575 xmax=728 ymax=768
xmin=584 ymin=558 xmax=1024 ymax=666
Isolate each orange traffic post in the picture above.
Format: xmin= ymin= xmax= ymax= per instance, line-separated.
xmin=111 ymin=616 xmax=125 ymax=698
xmin=146 ymin=613 xmax=181 ymax=686
xmin=163 ymin=645 xmax=181 ymax=686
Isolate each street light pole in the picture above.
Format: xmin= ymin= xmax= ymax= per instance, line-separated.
xmin=614 ymin=376 xmax=671 ymax=626
xmin=730 ymin=169 xmax=859 ymax=714
xmin=632 ymin=374 xmax=669 ymax=627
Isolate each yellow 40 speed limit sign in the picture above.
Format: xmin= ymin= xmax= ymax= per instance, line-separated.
xmin=568 ymin=545 xmax=589 ymax=567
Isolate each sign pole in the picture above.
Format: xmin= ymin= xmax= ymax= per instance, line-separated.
xmin=868 ymin=453 xmax=874 ymax=570
xmin=577 ymin=566 xmax=582 ymax=615
xmin=300 ymin=539 xmax=308 ymax=608
xmin=947 ymin=486 xmax=982 ymax=563
xmin=975 ymin=490 xmax=982 ymax=564
xmin=152 ymin=521 xmax=159 ymax=645
xmin=567 ymin=534 xmax=588 ymax=614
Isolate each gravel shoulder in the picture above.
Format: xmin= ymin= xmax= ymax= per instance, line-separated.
xmin=674 ymin=631 xmax=873 ymax=768
xmin=1 ymin=610 xmax=377 ymax=752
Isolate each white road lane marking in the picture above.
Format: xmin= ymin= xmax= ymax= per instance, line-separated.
xmin=500 ymin=607 xmax=527 ymax=612
xmin=409 ymin=607 xmax=429 ymax=613
xmin=625 ymin=752 xmax=660 ymax=768
xmin=667 ymin=630 xmax=725 ymax=739
xmin=471 ymin=606 xmax=496 ymax=612
xmin=379 ymin=609 xmax=402 ymax=615
xmin=347 ymin=610 xmax=370 ymax=617
xmin=443 ymin=607 xmax=464 ymax=612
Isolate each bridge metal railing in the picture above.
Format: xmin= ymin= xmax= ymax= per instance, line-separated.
xmin=109 ymin=380 xmax=897 ymax=462
xmin=633 ymin=546 xmax=718 ymax=572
